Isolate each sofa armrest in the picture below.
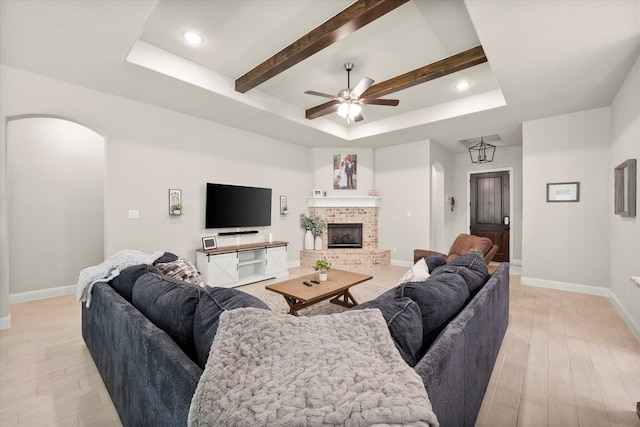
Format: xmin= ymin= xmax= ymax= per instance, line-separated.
xmin=413 ymin=249 xmax=443 ymax=264
xmin=484 ymin=244 xmax=499 ymax=265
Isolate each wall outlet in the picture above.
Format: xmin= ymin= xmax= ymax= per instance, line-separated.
xmin=407 ymin=211 xmax=412 ymax=217
xmin=128 ymin=210 xmax=140 ymax=219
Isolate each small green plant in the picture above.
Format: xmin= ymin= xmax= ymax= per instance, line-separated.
xmin=171 ymin=204 xmax=182 ymax=211
xmin=313 ymin=259 xmax=331 ymax=272
xmin=468 ymin=248 xmax=483 ymax=254
xmin=299 ymin=214 xmax=326 ymax=237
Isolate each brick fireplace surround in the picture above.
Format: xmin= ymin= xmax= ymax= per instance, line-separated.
xmin=300 ymin=197 xmax=391 ymax=269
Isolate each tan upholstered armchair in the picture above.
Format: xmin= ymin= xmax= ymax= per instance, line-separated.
xmin=413 ymin=234 xmax=498 ymax=265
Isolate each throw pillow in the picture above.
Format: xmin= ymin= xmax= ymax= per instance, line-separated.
xmin=193 ymin=286 xmax=270 ymax=369
xmin=424 ymin=253 xmax=446 ymax=272
xmin=351 ymin=297 xmax=423 ymax=367
xmin=154 ymin=251 xmax=179 ymax=264
xmin=397 ymin=258 xmax=430 ymax=286
xmin=156 ymin=256 xmax=205 ymax=287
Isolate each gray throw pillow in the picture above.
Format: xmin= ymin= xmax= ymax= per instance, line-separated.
xmin=431 ymin=253 xmax=489 ymax=294
xmin=110 ymin=264 xmax=162 ymax=302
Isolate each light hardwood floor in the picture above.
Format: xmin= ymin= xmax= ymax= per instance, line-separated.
xmin=1 ymin=266 xmax=639 ymax=426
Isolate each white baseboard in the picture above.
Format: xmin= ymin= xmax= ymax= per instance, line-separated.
xmin=9 ymin=285 xmax=76 ymax=305
xmin=511 ymin=258 xmax=522 ymax=266
xmin=391 ymin=259 xmax=413 ymax=268
xmin=521 ymin=276 xmax=640 ymax=342
xmin=0 ymin=313 xmax=11 ymax=330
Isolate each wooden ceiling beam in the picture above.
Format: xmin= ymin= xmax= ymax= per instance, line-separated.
xmin=235 ymin=0 xmax=409 ymax=93
xmin=361 ymin=45 xmax=487 ymax=99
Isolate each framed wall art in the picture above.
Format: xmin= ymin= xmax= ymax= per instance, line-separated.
xmin=614 ymin=158 xmax=636 ymax=217
xmin=546 ymin=182 xmax=580 ymax=202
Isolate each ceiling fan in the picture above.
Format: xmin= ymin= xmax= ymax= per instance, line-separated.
xmin=304 ymin=62 xmax=399 ymax=123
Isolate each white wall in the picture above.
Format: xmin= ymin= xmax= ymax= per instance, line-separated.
xmin=0 ymin=65 xmax=312 ymax=323
xmin=8 ymin=118 xmax=104 ymax=293
xmin=522 ymin=107 xmax=610 ymax=288
xmin=430 ymin=142 xmax=456 ymax=252
xmin=375 ymin=140 xmax=431 ymax=265
xmin=453 ymin=145 xmax=523 ymax=263
xmin=610 ymin=53 xmax=640 ymax=332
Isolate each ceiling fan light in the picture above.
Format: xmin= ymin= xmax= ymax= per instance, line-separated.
xmin=349 ymin=103 xmax=361 ymax=118
xmin=337 ymin=103 xmax=349 ymax=118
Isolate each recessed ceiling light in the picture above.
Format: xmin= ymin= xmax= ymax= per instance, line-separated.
xmin=182 ymin=31 xmax=203 ymax=45
xmin=455 ymin=81 xmax=470 ymax=91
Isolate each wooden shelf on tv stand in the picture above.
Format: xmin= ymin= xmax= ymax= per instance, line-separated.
xmin=196 ymin=241 xmax=288 ymax=255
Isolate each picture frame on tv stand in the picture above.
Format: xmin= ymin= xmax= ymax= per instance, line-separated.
xmin=202 ymin=236 xmax=217 ymax=251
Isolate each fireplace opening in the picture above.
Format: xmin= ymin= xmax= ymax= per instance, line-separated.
xmin=327 ymin=223 xmax=363 ymax=249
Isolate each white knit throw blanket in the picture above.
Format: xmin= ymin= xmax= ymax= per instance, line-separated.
xmin=189 ymin=308 xmax=439 ymax=427
xmin=76 ymin=249 xmax=163 ymax=307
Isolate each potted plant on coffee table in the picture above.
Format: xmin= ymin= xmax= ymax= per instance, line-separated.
xmin=314 ymin=259 xmax=331 ymax=281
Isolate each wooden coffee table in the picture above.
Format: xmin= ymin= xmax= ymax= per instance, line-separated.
xmin=265 ymin=269 xmax=373 ymax=316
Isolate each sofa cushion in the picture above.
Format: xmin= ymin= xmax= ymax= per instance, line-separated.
xmin=395 ymin=273 xmax=470 ymax=350
xmin=193 ymin=286 xmax=270 ymax=369
xmin=155 ymin=256 xmax=204 ymax=287
xmin=154 ymin=251 xmax=179 ymax=264
xmin=424 ymin=254 xmax=446 ymax=272
xmin=132 ymin=273 xmax=203 ymax=362
xmin=351 ymin=297 xmax=423 ymax=367
xmin=431 ymin=253 xmax=489 ymax=294
xmin=110 ymin=264 xmax=162 ymax=302
xmin=396 ymin=258 xmax=430 ymax=286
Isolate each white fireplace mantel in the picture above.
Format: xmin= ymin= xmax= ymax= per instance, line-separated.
xmin=306 ymin=196 xmax=381 ymax=208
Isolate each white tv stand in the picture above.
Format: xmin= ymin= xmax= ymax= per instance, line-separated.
xmin=196 ymin=241 xmax=288 ymax=288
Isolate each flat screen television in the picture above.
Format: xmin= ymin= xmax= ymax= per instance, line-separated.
xmin=205 ymin=183 xmax=272 ymax=228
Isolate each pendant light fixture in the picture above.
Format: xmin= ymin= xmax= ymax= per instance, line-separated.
xmin=469 ymin=137 xmax=496 ymax=164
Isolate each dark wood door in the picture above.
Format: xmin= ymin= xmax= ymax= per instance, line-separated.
xmin=470 ymin=171 xmax=510 ymax=262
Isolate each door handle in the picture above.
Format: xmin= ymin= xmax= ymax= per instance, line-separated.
xmin=503 ymin=216 xmax=510 ymax=227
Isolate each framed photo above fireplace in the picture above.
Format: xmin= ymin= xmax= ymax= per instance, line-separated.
xmin=333 ymin=154 xmax=357 ymax=190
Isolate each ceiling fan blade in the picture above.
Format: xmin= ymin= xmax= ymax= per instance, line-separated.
xmin=350 ymin=77 xmax=374 ymax=99
xmin=305 ymin=100 xmax=341 ymax=120
xmin=361 ymin=98 xmax=399 ymax=106
xmin=353 ymin=113 xmax=364 ymax=122
xmin=304 ymin=90 xmax=338 ymax=99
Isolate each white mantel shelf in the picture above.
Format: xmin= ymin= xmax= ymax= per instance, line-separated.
xmin=306 ymin=197 xmax=381 ymax=208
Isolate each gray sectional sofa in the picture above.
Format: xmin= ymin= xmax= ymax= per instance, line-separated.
xmin=82 ymin=253 xmax=509 ymax=426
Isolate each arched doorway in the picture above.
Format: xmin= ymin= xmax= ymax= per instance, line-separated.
xmin=7 ymin=117 xmax=105 ymax=298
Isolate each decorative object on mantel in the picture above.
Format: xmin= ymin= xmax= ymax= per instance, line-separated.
xmin=169 ymin=189 xmax=182 ymax=215
xmin=300 ymin=214 xmax=326 ymax=250
xmin=368 ymin=189 xmax=378 ymax=197
xmin=468 ymin=137 xmax=495 ymax=164
xmin=279 ymin=195 xmax=289 ymax=215
xmin=546 ymin=182 xmax=580 ymax=202
xmin=333 ymin=154 xmax=357 ymax=190
xmin=614 ymin=158 xmax=636 ymax=218
xmin=313 ymin=259 xmax=331 ymax=281
xmin=312 ymin=189 xmax=323 ymax=198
